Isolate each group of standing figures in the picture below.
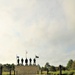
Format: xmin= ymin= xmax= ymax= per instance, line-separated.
xmin=17 ymin=58 xmax=36 ymax=65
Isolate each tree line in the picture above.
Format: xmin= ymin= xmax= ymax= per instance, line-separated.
xmin=0 ymin=59 xmax=75 ymax=72
xmin=41 ymin=59 xmax=75 ymax=72
xmin=0 ymin=63 xmax=15 ymax=72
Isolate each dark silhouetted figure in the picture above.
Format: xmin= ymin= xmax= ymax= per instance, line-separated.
xmin=33 ymin=58 xmax=36 ymax=65
xmin=21 ymin=58 xmax=24 ymax=65
xmin=25 ymin=58 xmax=28 ymax=65
xmin=59 ymin=65 xmax=62 ymax=75
xmin=17 ymin=58 xmax=20 ymax=65
xmin=29 ymin=58 xmax=32 ymax=65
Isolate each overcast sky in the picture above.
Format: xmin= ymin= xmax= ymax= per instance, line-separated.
xmin=0 ymin=0 xmax=75 ymax=66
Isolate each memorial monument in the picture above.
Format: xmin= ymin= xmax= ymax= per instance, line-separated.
xmin=15 ymin=57 xmax=40 ymax=75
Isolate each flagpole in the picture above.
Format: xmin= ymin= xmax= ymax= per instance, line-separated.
xmin=25 ymin=51 xmax=27 ymax=58
xmin=35 ymin=55 xmax=39 ymax=65
xmin=26 ymin=51 xmax=27 ymax=58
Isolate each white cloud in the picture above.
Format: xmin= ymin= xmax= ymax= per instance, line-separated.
xmin=61 ymin=0 xmax=75 ymax=30
xmin=0 ymin=0 xmax=75 ymax=66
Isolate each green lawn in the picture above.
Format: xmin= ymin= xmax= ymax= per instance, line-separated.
xmin=2 ymin=71 xmax=14 ymax=75
xmin=2 ymin=70 xmax=75 ymax=75
xmin=49 ymin=70 xmax=75 ymax=75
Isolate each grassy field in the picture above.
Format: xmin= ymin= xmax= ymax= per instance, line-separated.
xmin=41 ymin=70 xmax=75 ymax=75
xmin=2 ymin=71 xmax=14 ymax=75
xmin=49 ymin=70 xmax=75 ymax=75
xmin=2 ymin=70 xmax=75 ymax=75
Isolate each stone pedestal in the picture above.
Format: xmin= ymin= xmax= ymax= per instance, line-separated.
xmin=15 ymin=65 xmax=39 ymax=75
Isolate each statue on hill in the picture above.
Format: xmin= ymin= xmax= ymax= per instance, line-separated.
xmin=29 ymin=58 xmax=32 ymax=65
xmin=17 ymin=58 xmax=20 ymax=65
xmin=33 ymin=58 xmax=36 ymax=65
xmin=21 ymin=58 xmax=24 ymax=65
xmin=25 ymin=58 xmax=28 ymax=65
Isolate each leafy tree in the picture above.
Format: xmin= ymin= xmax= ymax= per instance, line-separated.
xmin=67 ymin=59 xmax=73 ymax=70
xmin=50 ymin=66 xmax=56 ymax=71
xmin=41 ymin=67 xmax=45 ymax=71
xmin=71 ymin=61 xmax=75 ymax=70
xmin=3 ymin=63 xmax=15 ymax=71
xmin=45 ymin=62 xmax=50 ymax=71
xmin=55 ymin=67 xmax=59 ymax=71
xmin=45 ymin=62 xmax=50 ymax=68
xmin=11 ymin=63 xmax=15 ymax=70
xmin=62 ymin=66 xmax=66 ymax=71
